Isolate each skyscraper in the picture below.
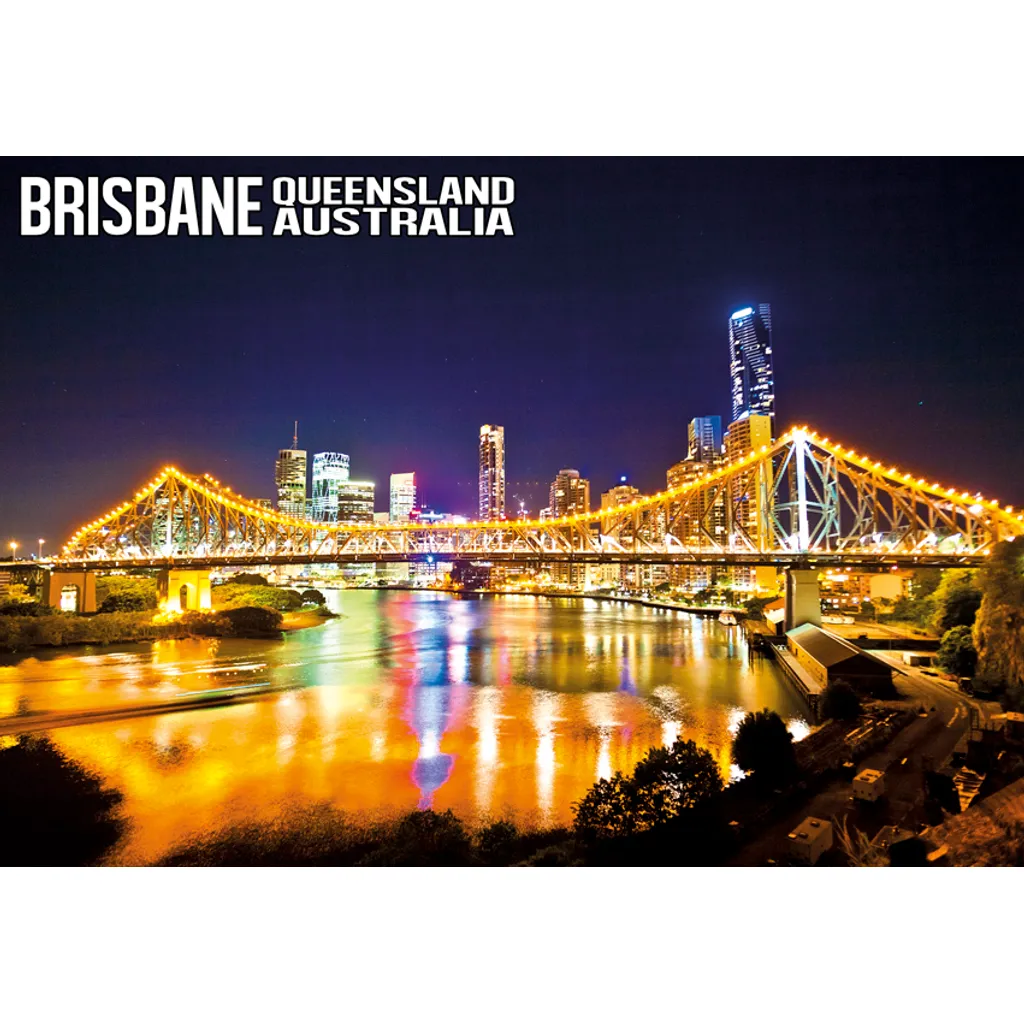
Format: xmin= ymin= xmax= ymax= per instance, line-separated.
xmin=479 ymin=424 xmax=505 ymax=521
xmin=549 ymin=468 xmax=590 ymax=517
xmin=275 ymin=422 xmax=307 ymax=517
xmin=728 ymin=304 xmax=775 ymax=431
xmin=389 ymin=472 xmax=416 ymax=522
xmin=337 ymin=480 xmax=375 ymax=522
xmin=687 ymin=415 xmax=723 ymax=464
xmin=311 ymin=452 xmax=350 ymax=522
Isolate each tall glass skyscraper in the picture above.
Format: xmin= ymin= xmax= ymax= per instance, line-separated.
xmin=478 ymin=424 xmax=505 ymax=521
xmin=687 ymin=415 xmax=723 ymax=464
xmin=728 ymin=304 xmax=775 ymax=430
xmin=275 ymin=424 xmax=307 ymax=517
xmin=311 ymin=452 xmax=351 ymax=522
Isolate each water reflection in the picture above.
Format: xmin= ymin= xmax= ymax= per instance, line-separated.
xmin=0 ymin=591 xmax=809 ymax=863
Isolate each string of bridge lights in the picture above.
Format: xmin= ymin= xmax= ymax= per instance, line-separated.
xmin=62 ymin=425 xmax=1024 ymax=556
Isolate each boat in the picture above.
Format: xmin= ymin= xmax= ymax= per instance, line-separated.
xmin=718 ymin=610 xmax=738 ymax=626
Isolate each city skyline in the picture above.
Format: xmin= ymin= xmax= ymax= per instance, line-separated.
xmin=2 ymin=158 xmax=1023 ymax=545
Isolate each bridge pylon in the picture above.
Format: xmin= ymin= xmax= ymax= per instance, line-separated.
xmin=158 ymin=569 xmax=212 ymax=613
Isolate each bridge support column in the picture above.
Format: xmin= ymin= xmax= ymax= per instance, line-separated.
xmin=41 ymin=570 xmax=97 ymax=613
xmin=784 ymin=569 xmax=821 ymax=632
xmin=158 ymin=569 xmax=212 ymax=613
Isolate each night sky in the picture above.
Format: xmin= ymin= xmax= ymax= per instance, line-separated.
xmin=1 ymin=157 xmax=1022 ymax=547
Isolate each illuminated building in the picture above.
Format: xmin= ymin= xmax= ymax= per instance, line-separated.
xmin=311 ymin=452 xmax=351 ymax=522
xmin=547 ymin=469 xmax=590 ymax=587
xmin=389 ymin=472 xmax=416 ymax=523
xmin=479 ymin=424 xmax=505 ymax=520
xmin=275 ymin=423 xmax=307 ymax=517
xmin=725 ymin=413 xmax=772 ymax=462
xmin=337 ymin=480 xmax=375 ymax=523
xmin=728 ymin=304 xmax=775 ymax=432
xmin=687 ymin=415 xmax=723 ymax=464
xmin=601 ymin=483 xmax=639 ymax=509
xmin=549 ymin=469 xmax=590 ymax=517
xmin=724 ymin=413 xmax=773 ymax=590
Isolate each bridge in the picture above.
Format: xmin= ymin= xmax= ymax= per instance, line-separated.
xmin=6 ymin=426 xmax=1021 ymax=623
xmin=51 ymin=426 xmax=1021 ymax=569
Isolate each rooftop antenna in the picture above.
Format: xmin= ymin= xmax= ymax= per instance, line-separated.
xmin=293 ymin=420 xmax=299 ymax=450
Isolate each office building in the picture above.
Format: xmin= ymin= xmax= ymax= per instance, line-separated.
xmin=687 ymin=415 xmax=723 ymax=464
xmin=549 ymin=468 xmax=590 ymax=517
xmin=725 ymin=413 xmax=773 ymax=463
xmin=311 ymin=452 xmax=351 ymax=522
xmin=601 ymin=483 xmax=639 ymax=510
xmin=389 ymin=472 xmax=417 ymax=523
xmin=479 ymin=424 xmax=505 ymax=521
xmin=666 ymin=458 xmax=721 ymax=592
xmin=547 ymin=468 xmax=590 ymax=588
xmin=337 ymin=480 xmax=375 ymax=523
xmin=275 ymin=424 xmax=307 ymax=517
xmin=725 ymin=412 xmax=774 ymax=590
xmin=728 ymin=304 xmax=775 ymax=431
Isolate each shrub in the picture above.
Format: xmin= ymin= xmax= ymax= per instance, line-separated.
xmin=356 ymin=810 xmax=475 ymax=866
xmin=218 ymin=606 xmax=283 ymax=637
xmin=0 ymin=736 xmax=124 ymax=865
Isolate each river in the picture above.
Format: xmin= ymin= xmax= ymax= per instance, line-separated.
xmin=0 ymin=590 xmax=809 ymax=863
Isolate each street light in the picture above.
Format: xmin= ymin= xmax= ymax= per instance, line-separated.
xmin=38 ymin=539 xmax=45 ymax=560
xmin=8 ymin=541 xmax=18 ymax=561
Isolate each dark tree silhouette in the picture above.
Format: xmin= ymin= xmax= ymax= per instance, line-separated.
xmin=821 ymin=679 xmax=862 ymax=721
xmin=732 ymin=709 xmax=796 ymax=781
xmin=0 ymin=736 xmax=123 ymax=866
xmin=573 ymin=739 xmax=723 ymax=839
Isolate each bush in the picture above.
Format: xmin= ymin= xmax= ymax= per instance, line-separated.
xmin=95 ymin=575 xmax=158 ymax=612
xmin=732 ymin=709 xmax=797 ymax=781
xmin=0 ymin=736 xmax=123 ymax=865
xmin=230 ymin=573 xmax=270 ymax=586
xmin=356 ymin=810 xmax=475 ymax=866
xmin=213 ymin=584 xmax=302 ymax=612
xmin=821 ymin=679 xmax=862 ymax=721
xmin=218 ymin=606 xmax=283 ymax=637
xmin=476 ymin=819 xmax=520 ymax=863
xmin=0 ymin=600 xmax=54 ymax=617
xmin=936 ymin=625 xmax=978 ymax=678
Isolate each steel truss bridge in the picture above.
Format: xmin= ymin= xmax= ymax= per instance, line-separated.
xmin=55 ymin=427 xmax=1024 ymax=571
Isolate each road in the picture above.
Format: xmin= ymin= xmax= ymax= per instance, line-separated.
xmin=728 ymin=654 xmax=1001 ymax=865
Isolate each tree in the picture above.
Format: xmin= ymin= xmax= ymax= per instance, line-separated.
xmin=821 ymin=679 xmax=862 ymax=721
xmin=935 ymin=625 xmax=978 ymax=678
xmin=732 ymin=709 xmax=796 ymax=781
xmin=572 ymin=773 xmax=637 ymax=840
xmin=300 ymin=588 xmax=326 ymax=606
xmin=973 ymin=540 xmax=1024 ymax=693
xmin=628 ymin=739 xmax=723 ymax=830
xmin=860 ymin=600 xmax=877 ymax=621
xmin=0 ymin=736 xmax=123 ymax=865
xmin=930 ymin=569 xmax=982 ymax=635
xmin=231 ymin=572 xmax=270 ymax=586
xmin=572 ymin=739 xmax=723 ymax=840
xmin=743 ymin=595 xmax=774 ymax=621
xmin=95 ymin=574 xmax=158 ymax=612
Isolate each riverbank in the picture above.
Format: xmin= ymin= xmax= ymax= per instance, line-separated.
xmin=352 ymin=583 xmax=748 ymax=618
